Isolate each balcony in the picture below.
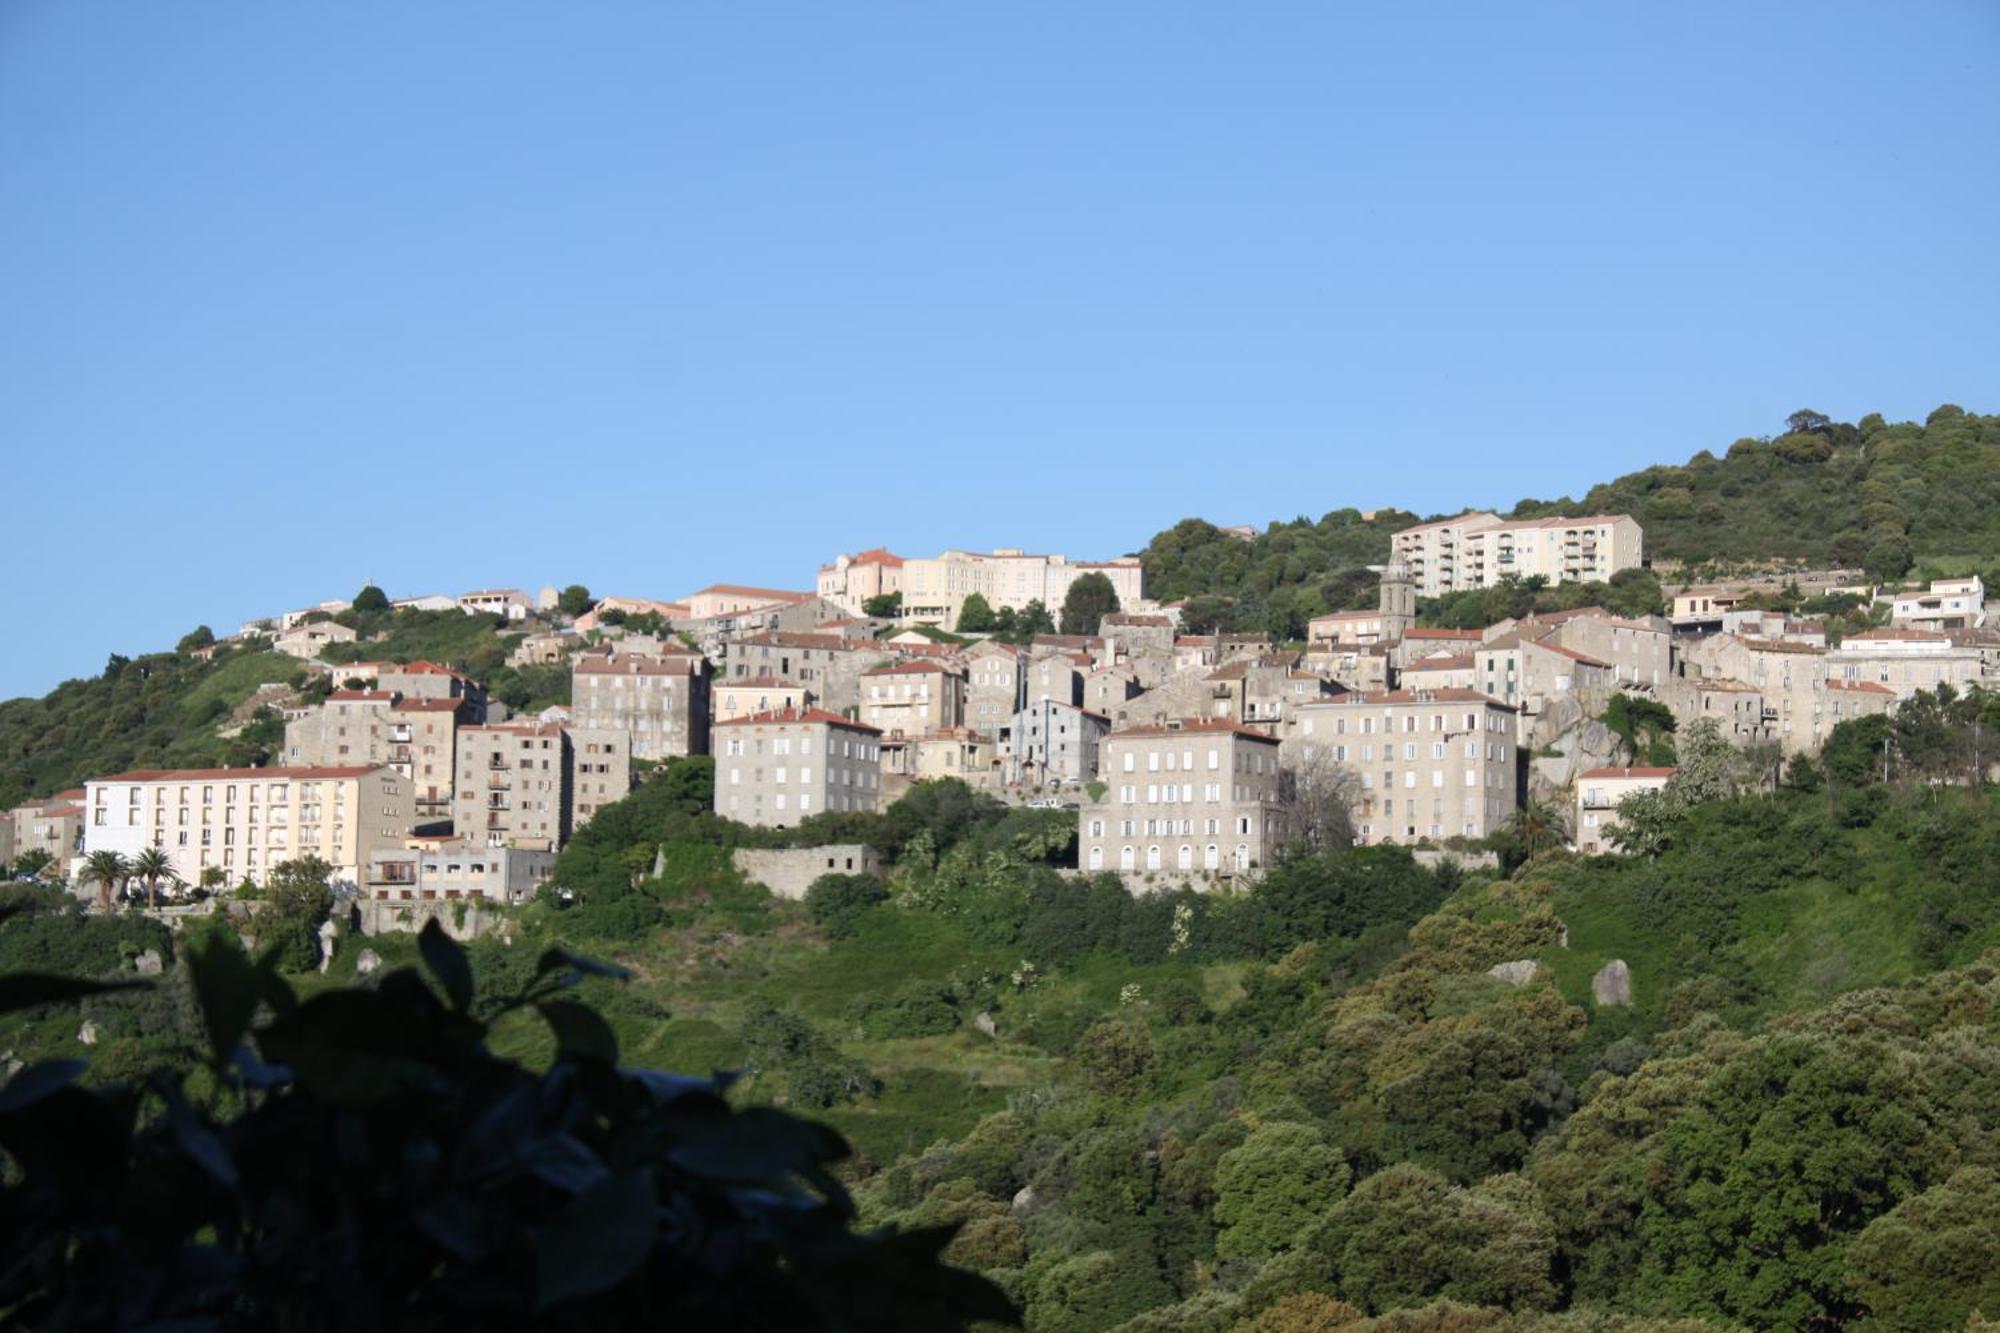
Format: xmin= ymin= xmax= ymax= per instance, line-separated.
xmin=487 ymin=775 xmax=512 ymax=791
xmin=486 ymin=797 xmax=511 ymax=811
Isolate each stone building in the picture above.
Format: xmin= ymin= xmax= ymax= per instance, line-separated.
xmin=1575 ymin=766 xmax=1675 ymax=855
xmin=1079 ymin=720 xmax=1284 ymax=885
xmin=570 ymin=651 xmax=711 ymax=760
xmin=1286 ymin=689 xmax=1519 ymax=846
xmin=1007 ymin=699 xmax=1109 ymax=788
xmin=713 ymin=708 xmax=884 ymax=828
xmin=454 ymin=724 xmax=569 ymax=850
xmin=564 ymin=726 xmax=630 ymax=832
xmin=861 ymin=660 xmax=967 ymax=737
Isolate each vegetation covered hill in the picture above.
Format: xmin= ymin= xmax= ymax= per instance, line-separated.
xmin=0 ymin=604 xmax=562 ymax=806
xmin=10 ymin=696 xmax=1999 ymax=1329
xmin=1140 ymin=404 xmax=2000 ymax=638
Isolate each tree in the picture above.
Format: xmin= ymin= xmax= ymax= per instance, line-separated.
xmin=955 ymin=593 xmax=997 ymax=634
xmin=1059 ymin=572 xmax=1121 ymax=636
xmin=1786 ymin=408 xmax=1832 ymax=436
xmin=1214 ymin=1121 xmax=1350 ymax=1259
xmin=863 ymin=591 xmax=902 ymax=619
xmin=1504 ymin=800 xmax=1571 ymax=863
xmin=1848 ymin=1166 xmax=2000 ymax=1332
xmin=130 ymin=847 xmax=179 ymax=911
xmin=803 ymin=872 xmax=889 ymax=939
xmin=1867 ymin=536 xmax=1914 ymax=584
xmin=176 ymin=625 xmax=215 ymax=653
xmin=352 ymin=584 xmax=391 ymax=614
xmin=80 ymin=850 xmax=128 ymax=911
xmin=1307 ymin=1164 xmax=1557 ymax=1314
xmin=558 ymin=584 xmax=595 ymax=617
xmin=1271 ymin=745 xmax=1361 ymax=854
xmin=263 ymin=855 xmax=336 ymax=969
xmin=12 ymin=849 xmax=55 ymax=882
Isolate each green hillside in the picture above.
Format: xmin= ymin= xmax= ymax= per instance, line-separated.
xmin=1140 ymin=404 xmax=2000 ymax=638
xmin=10 ymin=699 xmax=1998 ymax=1328
xmin=0 ymin=606 xmax=564 ymax=807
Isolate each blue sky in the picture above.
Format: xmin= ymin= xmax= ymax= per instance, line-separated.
xmin=3 ymin=3 xmax=1996 ymax=700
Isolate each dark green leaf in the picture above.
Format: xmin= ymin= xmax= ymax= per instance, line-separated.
xmin=668 ymin=1106 xmax=848 ymax=1185
xmin=537 ymin=999 xmax=619 ymax=1065
xmin=187 ymin=933 xmax=262 ymax=1065
xmin=536 ymin=945 xmax=631 ymax=981
xmin=0 ymin=1060 xmax=86 ymax=1115
xmin=418 ymin=918 xmax=474 ymax=1012
xmin=533 ymin=1170 xmax=657 ymax=1310
xmin=0 ymin=973 xmax=146 ymax=1015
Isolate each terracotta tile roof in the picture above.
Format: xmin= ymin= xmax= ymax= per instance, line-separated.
xmin=1402 ymin=655 xmax=1474 ymax=672
xmin=1580 ymin=766 xmax=1677 ymax=779
xmin=738 ymin=631 xmax=876 ymax=652
xmin=1536 ymin=643 xmax=1612 ymax=668
xmin=715 ymin=707 xmax=881 ymax=733
xmin=1103 ymin=613 xmax=1172 ymax=627
xmin=1109 ymin=719 xmax=1280 ymax=742
xmin=390 ymin=698 xmax=465 ymax=713
xmin=91 ymin=766 xmax=388 ymax=783
xmin=850 ymin=547 xmax=904 ymax=567
xmin=1033 ymin=634 xmax=1099 ymax=649
xmin=328 ymin=690 xmax=396 ymax=703
xmin=718 ymin=675 xmax=804 ymax=690
xmin=387 ymin=660 xmax=476 ymax=680
xmin=1404 ymin=627 xmax=1484 ymax=640
xmin=689 ymin=583 xmax=814 ymax=602
xmin=1826 ymin=679 xmax=1896 ymax=694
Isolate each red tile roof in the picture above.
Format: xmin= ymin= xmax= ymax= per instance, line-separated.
xmin=1826 ymin=679 xmax=1896 ymax=694
xmin=574 ymin=655 xmax=699 ymax=676
xmin=328 ymin=690 xmax=396 ymax=703
xmin=390 ymin=698 xmax=465 ymax=713
xmin=689 ymin=583 xmax=814 ymax=602
xmin=1843 ymin=628 xmax=1951 ymax=643
xmin=864 ymin=659 xmax=961 ymax=676
xmin=1402 ymin=655 xmax=1474 ymax=672
xmin=718 ymin=675 xmax=805 ymax=690
xmin=1405 ymin=627 xmax=1484 ymax=640
xmin=715 ymin=707 xmax=881 ymax=733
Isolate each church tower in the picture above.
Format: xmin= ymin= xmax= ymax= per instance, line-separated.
xmin=1375 ymin=560 xmax=1415 ymax=643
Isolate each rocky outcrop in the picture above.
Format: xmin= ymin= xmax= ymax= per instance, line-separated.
xmin=1487 ymin=959 xmax=1539 ymax=987
xmin=1592 ymin=959 xmax=1632 ymax=1006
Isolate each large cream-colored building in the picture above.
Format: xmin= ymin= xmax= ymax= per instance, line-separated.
xmin=1392 ymin=512 xmax=1643 ymax=596
xmin=82 ymin=766 xmax=414 ymax=889
xmin=1079 ymin=720 xmax=1283 ymax=884
xmin=1826 ymin=628 xmax=1985 ymax=699
xmin=1286 ymin=689 xmax=1519 ymax=846
xmin=680 ymin=584 xmax=814 ymax=621
xmin=895 ymin=549 xmax=1145 ymax=627
xmin=713 ymin=708 xmax=884 ymax=828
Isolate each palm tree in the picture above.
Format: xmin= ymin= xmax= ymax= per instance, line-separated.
xmin=1508 ymin=799 xmax=1570 ymax=862
xmin=131 ymin=846 xmax=179 ymax=910
xmin=80 ymin=850 xmax=130 ymax=912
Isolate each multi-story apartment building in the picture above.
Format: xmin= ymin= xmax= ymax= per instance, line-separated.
xmin=570 ymin=651 xmax=711 ymax=760
xmin=860 ymin=660 xmax=967 ymax=737
xmin=1525 ymin=609 xmax=1674 ymax=690
xmin=1286 ymin=689 xmax=1519 ymax=846
xmin=1827 ymin=629 xmax=1985 ymax=699
xmin=896 ymin=549 xmax=1145 ymax=627
xmin=712 ymin=708 xmax=883 ymax=828
xmin=1575 ymin=766 xmax=1675 ymax=854
xmin=964 ymin=642 xmax=1028 ymax=740
xmin=1007 ymin=699 xmax=1109 ymax=787
xmin=564 ymin=727 xmax=630 ymax=832
xmin=816 ymin=548 xmax=906 ymax=615
xmin=714 ymin=676 xmax=818 ymax=724
xmin=1079 ymin=720 xmax=1283 ymax=883
xmin=1678 ymin=635 xmax=1826 ymax=754
xmin=284 ymin=690 xmax=469 ymax=822
xmin=8 ymin=791 xmax=84 ymax=871
xmin=881 ymin=729 xmax=999 ymax=797
xmin=367 ymin=842 xmax=556 ymax=905
xmin=1891 ymin=576 xmax=1986 ymax=631
xmin=1392 ymin=512 xmax=1643 ymax=597
xmin=454 ymin=724 xmax=569 ymax=850
xmin=83 ymin=766 xmax=413 ymax=889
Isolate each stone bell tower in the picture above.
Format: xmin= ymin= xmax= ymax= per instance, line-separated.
xmin=1374 ymin=560 xmax=1416 ymax=643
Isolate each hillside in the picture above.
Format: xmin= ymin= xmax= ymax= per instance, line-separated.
xmin=0 ymin=606 xmax=560 ymax=807
xmin=9 ymin=721 xmax=2000 ymax=1329
xmin=1140 ymin=403 xmax=2000 ymax=637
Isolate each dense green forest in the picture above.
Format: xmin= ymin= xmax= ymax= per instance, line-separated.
xmin=9 ymin=694 xmax=1999 ymax=1329
xmin=1140 ymin=404 xmax=2000 ymax=638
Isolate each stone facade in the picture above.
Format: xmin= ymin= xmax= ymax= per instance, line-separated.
xmin=713 ymin=708 xmax=884 ymax=828
xmin=1286 ymin=689 xmax=1519 ymax=846
xmin=731 ymin=845 xmax=883 ymax=900
xmin=570 ymin=651 xmax=711 ymax=760
xmin=454 ymin=724 xmax=569 ymax=850
xmin=1079 ymin=720 xmax=1283 ymax=885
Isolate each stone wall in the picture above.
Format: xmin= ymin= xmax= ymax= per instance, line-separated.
xmin=357 ymin=896 xmax=510 ymax=941
xmin=732 ymin=844 xmax=883 ymax=900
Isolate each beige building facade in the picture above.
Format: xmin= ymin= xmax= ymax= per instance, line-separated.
xmin=1286 ymin=689 xmax=1518 ymax=846
xmin=82 ymin=766 xmax=413 ymax=889
xmin=1575 ymin=766 xmax=1675 ymax=854
xmin=565 ymin=726 xmax=630 ymax=832
xmin=713 ymin=708 xmax=884 ymax=828
xmin=1079 ymin=720 xmax=1283 ymax=884
xmin=897 ymin=549 xmax=1145 ymax=627
xmin=570 ymin=652 xmax=711 ymax=759
xmin=455 ymin=724 xmax=569 ymax=850
xmin=861 ymin=661 xmax=967 ymax=736
xmin=1392 ymin=512 xmax=1643 ymax=597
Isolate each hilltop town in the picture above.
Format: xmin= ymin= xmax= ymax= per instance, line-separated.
xmin=11 ymin=506 xmax=1993 ymax=928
